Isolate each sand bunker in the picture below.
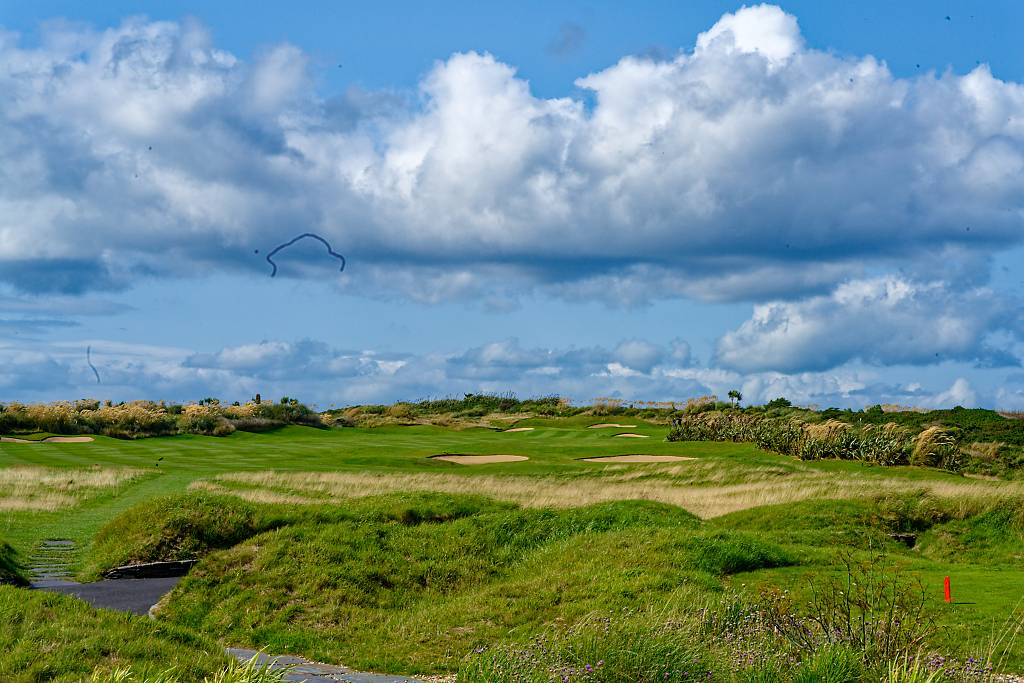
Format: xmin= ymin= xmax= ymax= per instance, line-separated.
xmin=583 ymin=454 xmax=695 ymax=463
xmin=587 ymin=423 xmax=637 ymax=429
xmin=0 ymin=436 xmax=94 ymax=444
xmin=432 ymin=454 xmax=530 ymax=465
xmin=503 ymin=427 xmax=535 ymax=433
xmin=613 ymin=433 xmax=649 ymax=438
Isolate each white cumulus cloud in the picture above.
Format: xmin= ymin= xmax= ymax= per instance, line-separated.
xmin=715 ymin=277 xmax=1023 ymax=372
xmin=0 ymin=7 xmax=1022 ymax=306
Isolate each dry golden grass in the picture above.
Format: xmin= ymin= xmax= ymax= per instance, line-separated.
xmin=803 ymin=419 xmax=851 ymax=441
xmin=966 ymin=441 xmax=1005 ymax=461
xmin=199 ymin=469 xmax=1024 ymax=519
xmin=0 ymin=466 xmax=143 ymax=511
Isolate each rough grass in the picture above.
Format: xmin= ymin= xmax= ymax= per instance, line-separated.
xmin=0 ymin=586 xmax=228 ymax=682
xmin=193 ymin=469 xmax=1024 ymax=519
xmin=82 ymin=492 xmax=270 ymax=579
xmin=82 ymin=491 xmax=514 ymax=579
xmin=0 ymin=538 xmax=27 ymax=585
xmin=120 ymin=488 xmax=1023 ymax=676
xmin=0 ymin=466 xmax=143 ymax=512
xmin=153 ymin=494 xmax=777 ymax=674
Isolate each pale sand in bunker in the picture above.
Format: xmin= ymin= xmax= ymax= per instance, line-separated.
xmin=613 ymin=433 xmax=649 ymax=438
xmin=503 ymin=427 xmax=535 ymax=432
xmin=583 ymin=455 xmax=696 ymax=463
xmin=431 ymin=454 xmax=530 ymax=465
xmin=587 ymin=423 xmax=637 ymax=429
xmin=0 ymin=436 xmax=95 ymax=443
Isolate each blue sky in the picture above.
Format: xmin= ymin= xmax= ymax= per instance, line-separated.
xmin=1 ymin=1 xmax=1023 ymax=409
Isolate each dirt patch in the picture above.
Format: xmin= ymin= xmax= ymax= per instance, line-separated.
xmin=613 ymin=433 xmax=649 ymax=438
xmin=0 ymin=437 xmax=32 ymax=443
xmin=587 ymin=423 xmax=637 ymax=429
xmin=583 ymin=455 xmax=696 ymax=463
xmin=431 ymin=454 xmax=530 ymax=465
xmin=503 ymin=427 xmax=534 ymax=433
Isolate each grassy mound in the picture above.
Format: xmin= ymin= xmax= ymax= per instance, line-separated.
xmin=0 ymin=539 xmax=27 ymax=586
xmin=151 ymin=496 xmax=785 ymax=674
xmin=83 ymin=491 xmax=518 ymax=578
xmin=711 ymin=498 xmax=887 ymax=549
xmin=82 ymin=492 xmax=270 ymax=578
xmin=915 ymin=500 xmax=1024 ymax=565
xmin=0 ymin=586 xmax=227 ymax=682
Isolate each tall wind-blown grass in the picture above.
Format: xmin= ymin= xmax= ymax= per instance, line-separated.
xmin=669 ymin=412 xmax=964 ymax=472
xmin=0 ymin=398 xmax=321 ymax=439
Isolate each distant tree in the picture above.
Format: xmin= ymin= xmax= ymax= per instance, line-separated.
xmin=765 ymin=397 xmax=792 ymax=409
xmin=728 ymin=389 xmax=743 ymax=406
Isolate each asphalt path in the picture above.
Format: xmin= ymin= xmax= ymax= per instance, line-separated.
xmin=227 ymin=648 xmax=428 ymax=683
xmin=33 ymin=576 xmax=182 ymax=616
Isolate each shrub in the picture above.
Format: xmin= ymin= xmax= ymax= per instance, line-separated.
xmin=668 ymin=411 xmax=967 ymax=472
xmin=760 ymin=554 xmax=933 ymax=662
xmin=228 ymin=417 xmax=285 ymax=433
xmin=180 ymin=404 xmax=235 ymax=437
xmin=253 ymin=398 xmax=323 ymax=427
xmin=911 ymin=426 xmax=961 ymax=470
xmin=765 ymin=397 xmax=793 ymax=409
xmin=85 ymin=402 xmax=178 ymax=438
xmin=386 ymin=403 xmax=415 ymax=420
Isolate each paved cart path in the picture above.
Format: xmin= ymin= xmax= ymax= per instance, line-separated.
xmin=34 ymin=576 xmax=184 ymax=615
xmin=227 ymin=648 xmax=430 ymax=683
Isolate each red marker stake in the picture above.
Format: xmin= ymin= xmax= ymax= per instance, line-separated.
xmin=944 ymin=576 xmax=952 ymax=603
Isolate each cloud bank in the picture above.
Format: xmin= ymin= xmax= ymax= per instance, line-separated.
xmin=2 ymin=335 xmax=1015 ymax=412
xmin=716 ymin=276 xmax=1024 ymax=372
xmin=1 ymin=5 xmax=1022 ymax=304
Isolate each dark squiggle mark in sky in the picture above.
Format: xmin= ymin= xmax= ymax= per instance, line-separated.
xmin=265 ymin=233 xmax=346 ymax=278
xmin=86 ymin=345 xmax=101 ymax=384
